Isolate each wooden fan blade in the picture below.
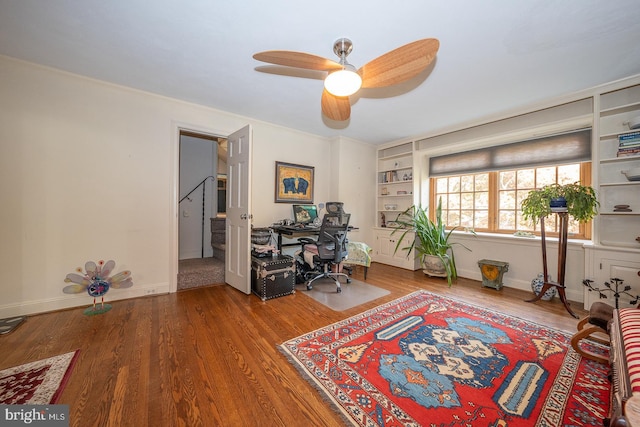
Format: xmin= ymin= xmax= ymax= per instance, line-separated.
xmin=358 ymin=38 xmax=440 ymax=89
xmin=321 ymin=90 xmax=351 ymax=121
xmin=253 ymin=51 xmax=342 ymax=71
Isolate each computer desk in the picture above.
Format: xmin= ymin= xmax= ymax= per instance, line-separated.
xmin=271 ymin=224 xmax=368 ymax=279
xmin=270 ymin=224 xmax=358 ymax=252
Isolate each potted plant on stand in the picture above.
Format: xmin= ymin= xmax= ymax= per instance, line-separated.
xmin=520 ymin=181 xmax=599 ymax=317
xmin=521 ymin=182 xmax=599 ymax=225
xmin=392 ymin=199 xmax=473 ymax=286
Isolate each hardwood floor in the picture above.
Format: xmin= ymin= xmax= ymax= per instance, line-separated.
xmin=1 ymin=263 xmax=589 ymax=427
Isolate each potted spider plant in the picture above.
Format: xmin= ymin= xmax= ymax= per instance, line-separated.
xmin=521 ymin=182 xmax=599 ymax=225
xmin=392 ymin=199 xmax=473 ymax=286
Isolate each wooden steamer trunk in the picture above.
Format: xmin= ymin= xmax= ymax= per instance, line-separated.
xmin=251 ymin=255 xmax=296 ymax=301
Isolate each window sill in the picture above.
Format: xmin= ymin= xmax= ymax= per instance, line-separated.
xmin=450 ymin=229 xmax=592 ymax=248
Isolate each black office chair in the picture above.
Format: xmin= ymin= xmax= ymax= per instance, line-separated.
xmin=324 ymin=202 xmax=356 ymax=277
xmin=298 ymin=212 xmax=351 ymax=293
xmin=325 ymin=202 xmax=344 ymax=214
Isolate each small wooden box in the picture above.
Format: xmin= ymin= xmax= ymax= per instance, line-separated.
xmin=251 ymin=255 xmax=296 ymax=301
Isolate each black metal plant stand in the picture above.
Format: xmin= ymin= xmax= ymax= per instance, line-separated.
xmin=582 ymin=277 xmax=640 ymax=309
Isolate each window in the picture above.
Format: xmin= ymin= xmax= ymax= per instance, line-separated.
xmin=431 ymin=163 xmax=592 ymax=238
xmin=427 ymin=128 xmax=592 ymax=238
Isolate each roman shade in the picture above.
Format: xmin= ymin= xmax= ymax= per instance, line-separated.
xmin=429 ymin=128 xmax=592 ymax=177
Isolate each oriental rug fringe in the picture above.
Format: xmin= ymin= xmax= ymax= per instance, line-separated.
xmin=0 ymin=350 xmax=79 ymax=405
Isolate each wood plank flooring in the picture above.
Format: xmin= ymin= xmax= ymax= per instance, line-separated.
xmin=0 ymin=263 xmax=590 ymax=427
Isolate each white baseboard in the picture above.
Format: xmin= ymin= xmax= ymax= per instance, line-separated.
xmin=457 ymin=267 xmax=584 ymax=305
xmin=0 ymin=282 xmax=171 ymax=319
xmin=179 ymin=251 xmax=203 ymax=260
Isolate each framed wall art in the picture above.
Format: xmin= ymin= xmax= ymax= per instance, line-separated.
xmin=274 ymin=161 xmax=314 ymax=203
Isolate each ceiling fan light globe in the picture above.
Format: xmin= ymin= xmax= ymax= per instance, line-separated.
xmin=324 ymin=69 xmax=362 ymax=97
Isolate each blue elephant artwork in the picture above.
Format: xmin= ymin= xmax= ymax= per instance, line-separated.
xmin=275 ymin=162 xmax=314 ymax=203
xmin=283 ymin=177 xmax=297 ymax=194
xmin=282 ymin=177 xmax=309 ymax=194
xmin=296 ymin=178 xmax=308 ymax=195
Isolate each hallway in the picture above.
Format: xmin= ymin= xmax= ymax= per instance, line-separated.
xmin=177 ymin=257 xmax=225 ymax=290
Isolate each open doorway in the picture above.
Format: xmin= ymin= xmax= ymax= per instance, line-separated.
xmin=177 ymin=130 xmax=228 ymax=290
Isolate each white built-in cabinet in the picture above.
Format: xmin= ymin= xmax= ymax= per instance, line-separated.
xmin=373 ymin=228 xmax=420 ymax=269
xmin=584 ymin=246 xmax=640 ymax=309
xmin=585 ymin=80 xmax=640 ymax=309
xmin=373 ymin=141 xmax=420 ymax=270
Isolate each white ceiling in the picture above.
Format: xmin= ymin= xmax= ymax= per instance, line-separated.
xmin=1 ymin=0 xmax=639 ymax=145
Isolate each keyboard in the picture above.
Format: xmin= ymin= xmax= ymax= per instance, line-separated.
xmin=279 ymin=224 xmax=319 ymax=232
xmin=300 ymin=224 xmax=320 ymax=230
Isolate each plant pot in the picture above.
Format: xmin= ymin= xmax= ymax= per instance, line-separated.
xmin=422 ymin=254 xmax=448 ymax=277
xmin=549 ymin=197 xmax=567 ymax=208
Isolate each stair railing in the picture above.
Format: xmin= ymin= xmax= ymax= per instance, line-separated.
xmin=179 ymin=176 xmax=215 ymax=257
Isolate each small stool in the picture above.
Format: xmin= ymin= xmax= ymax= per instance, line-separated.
xmin=477 ymin=259 xmax=509 ymax=290
xmin=570 ymin=301 xmax=614 ymax=364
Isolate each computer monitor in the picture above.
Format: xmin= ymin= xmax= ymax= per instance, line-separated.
xmin=292 ymin=204 xmax=318 ymax=224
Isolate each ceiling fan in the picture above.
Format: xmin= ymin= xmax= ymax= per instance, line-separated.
xmin=253 ymin=38 xmax=440 ymax=121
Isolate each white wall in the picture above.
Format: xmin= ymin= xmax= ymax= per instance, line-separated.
xmin=332 ymin=136 xmax=377 ymax=248
xmin=249 ymin=125 xmax=333 ymax=228
xmin=451 ymin=232 xmax=586 ymax=303
xmin=0 ymin=55 xmax=375 ymax=317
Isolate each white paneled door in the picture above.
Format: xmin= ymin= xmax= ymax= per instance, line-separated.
xmin=225 ymin=125 xmax=252 ymax=294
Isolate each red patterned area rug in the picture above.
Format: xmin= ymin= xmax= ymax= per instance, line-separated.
xmin=0 ymin=350 xmax=79 ymax=404
xmin=280 ymin=291 xmax=610 ymax=426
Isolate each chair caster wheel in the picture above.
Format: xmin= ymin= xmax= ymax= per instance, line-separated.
xmin=346 ymin=278 xmax=352 ymax=284
xmin=337 ymin=287 xmax=342 ymax=293
xmin=306 ymin=284 xmax=313 ymax=291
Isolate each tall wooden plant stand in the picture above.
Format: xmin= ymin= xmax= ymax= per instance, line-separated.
xmin=525 ymin=211 xmax=579 ymax=318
